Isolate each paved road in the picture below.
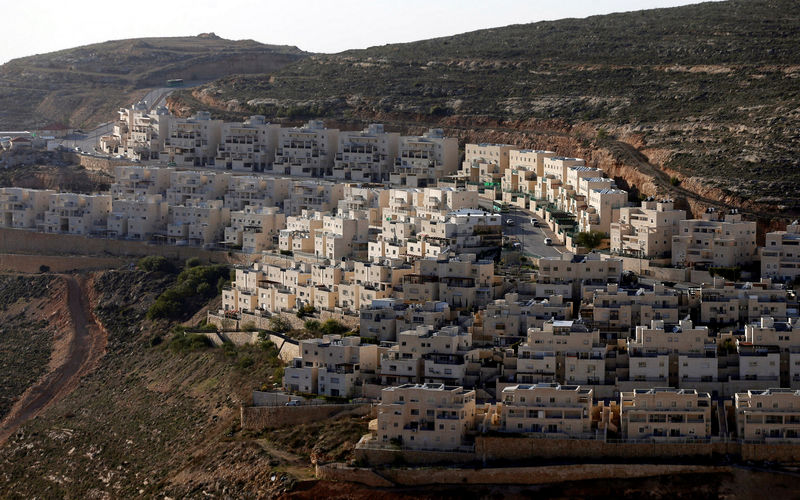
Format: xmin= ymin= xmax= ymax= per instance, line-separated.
xmin=503 ymin=206 xmax=564 ymax=258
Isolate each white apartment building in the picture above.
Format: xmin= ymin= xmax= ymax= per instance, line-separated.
xmin=162 ymin=111 xmax=223 ymax=167
xmin=627 ymin=319 xmax=717 ymax=385
xmin=390 ymin=129 xmax=458 ymax=187
xmin=333 ymin=123 xmax=399 ymax=182
xmin=517 ymin=320 xmax=606 ymax=386
xmin=103 ymin=102 xmax=170 ymax=160
xmin=611 ymin=199 xmax=686 ymax=257
xmin=111 ymin=166 xmax=173 ymax=200
xmin=270 ymin=120 xmax=339 ymax=177
xmin=167 ymin=200 xmax=230 ymax=246
xmin=580 ymin=283 xmax=682 ymax=335
xmin=672 ymin=208 xmax=757 ymax=268
xmin=580 ymin=187 xmax=628 ymax=234
xmin=215 ymin=115 xmax=280 ymax=172
xmin=224 ymin=175 xmax=289 ymax=211
xmin=283 ymin=180 xmax=344 ymax=216
xmin=761 ymin=222 xmax=800 ymax=280
xmin=699 ymin=278 xmax=793 ymax=325
xmin=381 ymin=325 xmax=472 ymax=386
xmin=402 ymin=256 xmax=500 ymax=310
xmin=536 ymin=253 xmax=622 ymax=300
xmin=43 ymin=193 xmax=111 ymax=235
xmin=735 ymin=388 xmax=800 ymax=441
xmin=376 ymin=383 xmax=476 ymax=451
xmin=460 ymin=143 xmax=514 ymax=187
xmin=283 ymin=335 xmax=380 ymax=398
xmin=0 ymin=188 xmax=54 ymax=229
xmin=224 ymin=206 xmax=285 ymax=253
xmin=499 ymin=383 xmax=593 ymax=437
xmin=359 ymin=299 xmax=450 ymax=342
xmin=314 ymin=214 xmax=370 ymax=261
xmin=619 ymin=388 xmax=711 ymax=440
xmin=165 ymin=170 xmax=230 ymax=206
xmin=107 ymin=195 xmax=167 ymax=240
xmin=542 ymin=156 xmax=585 ymax=184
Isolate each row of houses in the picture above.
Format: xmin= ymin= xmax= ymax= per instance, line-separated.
xmin=103 ymin=105 xmax=457 ymax=185
xmin=366 ymin=382 xmax=800 ymax=451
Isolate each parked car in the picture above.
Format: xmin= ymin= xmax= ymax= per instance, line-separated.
xmin=531 ymin=218 xmax=539 ymax=227
xmin=506 ymin=218 xmax=515 ymax=225
xmin=544 ymin=237 xmax=553 ymax=246
xmin=284 ymin=400 xmax=300 ymax=407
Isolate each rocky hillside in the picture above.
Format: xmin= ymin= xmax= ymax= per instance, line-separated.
xmin=0 ymin=33 xmax=308 ymax=130
xmin=170 ymin=0 xmax=800 ymax=217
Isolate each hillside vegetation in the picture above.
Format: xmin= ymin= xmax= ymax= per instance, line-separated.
xmin=0 ymin=33 xmax=308 ymax=129
xmin=172 ymin=0 xmax=800 ymax=213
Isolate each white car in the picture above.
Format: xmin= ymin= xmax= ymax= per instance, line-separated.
xmin=531 ymin=218 xmax=539 ymax=227
xmin=544 ymin=237 xmax=553 ymax=246
xmin=506 ymin=219 xmax=515 ymax=225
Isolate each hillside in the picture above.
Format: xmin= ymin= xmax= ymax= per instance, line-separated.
xmin=0 ymin=33 xmax=308 ymax=130
xmin=170 ymin=0 xmax=800 ymax=215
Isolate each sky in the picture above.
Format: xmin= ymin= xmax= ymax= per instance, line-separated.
xmin=1 ymin=0 xmax=714 ymax=64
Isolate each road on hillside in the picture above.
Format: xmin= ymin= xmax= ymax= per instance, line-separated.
xmin=0 ymin=275 xmax=107 ymax=445
xmin=503 ymin=206 xmax=564 ymax=258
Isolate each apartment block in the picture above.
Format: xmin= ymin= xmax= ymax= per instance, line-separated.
xmin=735 ymin=388 xmax=800 ymax=441
xmin=509 ymin=149 xmax=556 ymax=179
xmin=224 ymin=175 xmax=289 ymax=211
xmin=43 ymin=193 xmax=111 ymax=235
xmin=581 ymin=187 xmax=628 ymax=234
xmin=359 ymin=299 xmax=450 ymax=342
xmin=699 ymin=278 xmax=792 ymax=325
xmin=215 ymin=115 xmax=280 ymax=171
xmin=470 ymin=293 xmax=572 ymax=346
xmin=103 ymin=102 xmax=170 ymax=160
xmin=108 ymin=195 xmax=168 ymax=240
xmin=167 ymin=200 xmax=230 ymax=246
xmin=162 ymin=111 xmax=222 ymax=167
xmin=283 ymin=180 xmax=344 ymax=216
xmin=390 ymin=129 xmax=458 ymax=187
xmin=761 ymin=222 xmax=800 ymax=280
xmin=499 ymin=383 xmax=593 ymax=437
xmin=580 ymin=283 xmax=682 ymax=335
xmin=380 ymin=325 xmax=472 ymax=386
xmin=376 ymin=383 xmax=476 ymax=451
xmin=283 ymin=335 xmax=380 ymax=397
xmin=672 ymin=208 xmax=757 ymax=268
xmin=165 ymin=170 xmax=230 ymax=206
xmin=270 ymin=120 xmax=339 ymax=177
xmin=460 ymin=143 xmax=514 ymax=187
xmin=542 ymin=156 xmax=585 ymax=183
xmin=111 ymin=165 xmax=173 ymax=200
xmin=627 ymin=319 xmax=717 ymax=385
xmin=619 ymin=388 xmax=711 ymax=440
xmin=537 ymin=253 xmax=622 ymax=300
xmin=333 ymin=124 xmax=399 ymax=182
xmin=402 ymin=256 xmax=500 ymax=310
xmin=224 ymin=206 xmax=285 ymax=253
xmin=611 ymin=199 xmax=686 ymax=257
xmin=0 ymin=187 xmax=54 ymax=229
xmin=517 ymin=320 xmax=606 ymax=385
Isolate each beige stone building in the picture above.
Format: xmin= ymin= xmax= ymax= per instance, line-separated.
xmin=224 ymin=206 xmax=285 ymax=253
xmin=224 ymin=175 xmax=290 ymax=211
xmin=270 ymin=120 xmax=339 ymax=178
xmin=0 ymin=187 xmax=55 ymax=229
xmin=162 ymin=111 xmax=222 ymax=167
xmin=215 ymin=115 xmax=280 ymax=171
xmin=671 ymin=208 xmax=757 ymax=268
xmin=517 ymin=320 xmax=606 ymax=385
xmin=699 ymin=278 xmax=792 ymax=326
xmin=108 ymin=195 xmax=168 ymax=240
xmin=104 ymin=102 xmax=170 ymax=160
xmin=166 ymin=200 xmax=230 ymax=246
xmin=761 ymin=222 xmax=800 ymax=280
xmin=380 ymin=325 xmax=472 ymax=386
xmin=611 ymin=199 xmax=686 ymax=258
xmin=359 ymin=299 xmax=450 ymax=342
xmin=619 ymin=388 xmax=711 ymax=440
xmin=283 ymin=180 xmax=344 ymax=216
xmin=43 ymin=193 xmax=112 ymax=235
xmin=111 ymin=166 xmax=173 ymax=200
xmin=580 ymin=283 xmax=682 ymax=335
xmin=389 ymin=129 xmax=458 ymax=187
xmin=499 ymin=383 xmax=593 ymax=437
xmin=165 ymin=170 xmax=230 ymax=206
xmin=334 ymin=124 xmax=399 ymax=182
xmin=376 ymin=383 xmax=477 ymax=451
xmin=536 ymin=253 xmax=622 ymax=300
xmin=735 ymin=388 xmax=800 ymax=441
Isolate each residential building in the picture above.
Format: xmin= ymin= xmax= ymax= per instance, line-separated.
xmin=215 ymin=115 xmax=280 ymax=171
xmin=517 ymin=320 xmax=606 ymax=385
xmin=270 ymin=120 xmax=339 ymax=177
xmin=224 ymin=206 xmax=285 ymax=253
xmin=165 ymin=170 xmax=230 ymax=206
xmin=761 ymin=222 xmax=800 ymax=281
xmin=619 ymin=388 xmax=711 ymax=440
xmin=43 ymin=193 xmax=111 ymax=235
xmin=166 ymin=200 xmax=230 ymax=246
xmin=672 ymin=208 xmax=757 ymax=268
xmin=333 ymin=124 xmax=399 ymax=182
xmin=111 ymin=166 xmax=173 ymax=200
xmin=699 ymin=278 xmax=793 ymax=326
xmin=611 ymin=199 xmax=686 ymax=257
xmin=375 ymin=383 xmax=477 ymax=451
xmin=536 ymin=253 xmax=622 ymax=300
xmin=0 ymin=188 xmax=54 ymax=229
xmin=389 ymin=129 xmax=458 ymax=187
xmin=735 ymin=388 xmax=800 ymax=441
xmin=107 ymin=195 xmax=168 ymax=240
xmin=498 ymin=383 xmax=593 ymax=437
xmin=162 ymin=111 xmax=223 ymax=167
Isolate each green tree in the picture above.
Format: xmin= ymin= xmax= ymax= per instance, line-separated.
xmin=269 ymin=315 xmax=291 ymax=334
xmin=574 ymin=231 xmax=605 ymax=250
xmin=320 ymin=319 xmax=348 ymax=337
xmin=304 ymin=319 xmax=321 ymax=333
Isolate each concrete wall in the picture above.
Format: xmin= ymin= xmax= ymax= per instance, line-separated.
xmin=0 ymin=253 xmax=128 ymax=273
xmin=240 ymin=403 xmax=371 ymax=431
xmin=317 ymin=463 xmax=733 ymax=487
xmin=202 ymin=329 xmax=299 ymax=362
xmin=0 ymin=227 xmax=248 ymax=264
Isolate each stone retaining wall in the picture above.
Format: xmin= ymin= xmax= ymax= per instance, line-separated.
xmin=240 ymin=403 xmax=371 ymax=431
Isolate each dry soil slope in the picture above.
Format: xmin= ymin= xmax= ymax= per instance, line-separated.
xmin=0 ymin=33 xmax=309 ymax=129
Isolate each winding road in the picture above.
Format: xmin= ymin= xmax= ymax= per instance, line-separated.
xmin=0 ymin=275 xmax=107 ymax=445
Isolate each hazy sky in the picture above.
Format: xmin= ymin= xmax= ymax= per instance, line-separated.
xmin=2 ymin=0 xmax=713 ymax=64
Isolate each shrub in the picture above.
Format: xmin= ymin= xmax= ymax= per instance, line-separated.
xmin=296 ymin=304 xmax=316 ymax=319
xmin=269 ymin=316 xmax=291 ymax=334
xmin=137 ymin=256 xmax=174 ymax=273
xmin=573 ymin=231 xmax=605 ymax=250
xmin=304 ymin=319 xmax=321 ymax=333
xmin=147 ymin=264 xmax=230 ymax=320
xmin=185 ymin=257 xmax=202 ymax=269
xmin=670 ymin=176 xmax=681 ymax=186
xmin=241 ymin=321 xmax=257 ymax=332
xmin=169 ymin=331 xmax=212 ymax=352
xmin=320 ymin=319 xmax=348 ymax=336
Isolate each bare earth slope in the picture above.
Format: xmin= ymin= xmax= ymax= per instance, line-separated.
xmin=0 ymin=33 xmax=308 ymax=130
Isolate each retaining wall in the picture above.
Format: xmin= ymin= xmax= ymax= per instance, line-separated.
xmin=0 ymin=253 xmax=129 ymax=273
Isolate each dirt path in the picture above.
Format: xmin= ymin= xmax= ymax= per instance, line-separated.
xmin=0 ymin=274 xmax=107 ymax=445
